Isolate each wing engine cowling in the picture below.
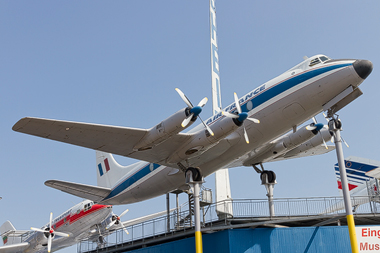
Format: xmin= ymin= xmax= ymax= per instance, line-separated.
xmin=133 ymin=88 xmax=209 ymax=151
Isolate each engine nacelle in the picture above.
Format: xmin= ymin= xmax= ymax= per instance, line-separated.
xmin=167 ymin=115 xmax=240 ymax=163
xmin=283 ymin=128 xmax=332 ymax=157
xmin=243 ymin=124 xmax=327 ymax=166
xmin=134 ymin=107 xmax=195 ymax=151
xmin=274 ymin=124 xmax=322 ymax=153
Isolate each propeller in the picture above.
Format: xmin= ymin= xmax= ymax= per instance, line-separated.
xmin=222 ymin=92 xmax=260 ymax=144
xmin=31 ymin=212 xmax=69 ymax=253
xmin=106 ymin=209 xmax=129 ymax=235
xmin=175 ymin=88 xmax=214 ymax=136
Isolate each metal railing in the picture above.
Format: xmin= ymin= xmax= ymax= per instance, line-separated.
xmin=77 ymin=196 xmax=380 ymax=252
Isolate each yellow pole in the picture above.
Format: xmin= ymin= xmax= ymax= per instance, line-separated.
xmin=346 ymin=214 xmax=358 ymax=253
xmin=195 ymin=231 xmax=203 ymax=253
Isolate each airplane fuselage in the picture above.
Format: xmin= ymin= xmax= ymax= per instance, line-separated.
xmin=22 ymin=201 xmax=112 ymax=253
xmin=99 ymin=56 xmax=372 ymax=205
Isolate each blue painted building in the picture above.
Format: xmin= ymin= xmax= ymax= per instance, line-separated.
xmin=126 ymin=227 xmax=351 ymax=253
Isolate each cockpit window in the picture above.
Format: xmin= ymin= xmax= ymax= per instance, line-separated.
xmin=319 ymin=56 xmax=330 ymax=62
xmin=84 ymin=202 xmax=92 ymax=212
xmin=309 ymin=58 xmax=321 ymax=67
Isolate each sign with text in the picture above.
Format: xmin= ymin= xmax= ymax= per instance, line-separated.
xmin=357 ymin=226 xmax=380 ymax=252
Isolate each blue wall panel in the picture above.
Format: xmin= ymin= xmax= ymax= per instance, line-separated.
xmin=127 ymin=226 xmax=351 ymax=253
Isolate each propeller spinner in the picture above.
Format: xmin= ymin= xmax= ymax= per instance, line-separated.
xmin=106 ymin=208 xmax=129 ymax=235
xmin=222 ymin=92 xmax=260 ymax=144
xmin=175 ymin=88 xmax=214 ymax=136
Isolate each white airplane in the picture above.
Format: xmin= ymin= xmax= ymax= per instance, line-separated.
xmin=12 ymin=55 xmax=373 ymax=205
xmin=0 ymin=200 xmax=168 ymax=253
xmin=326 ymin=157 xmax=380 ymax=213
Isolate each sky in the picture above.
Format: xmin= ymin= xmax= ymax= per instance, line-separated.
xmin=1 ymin=1 xmax=380 ymax=252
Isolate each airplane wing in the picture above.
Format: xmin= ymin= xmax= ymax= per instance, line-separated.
xmin=13 ymin=117 xmax=192 ymax=165
xmin=227 ymin=144 xmax=335 ymax=169
xmin=45 ymin=180 xmax=111 ymax=203
xmin=279 ymin=144 xmax=335 ymax=160
xmin=0 ymin=243 xmax=30 ymax=253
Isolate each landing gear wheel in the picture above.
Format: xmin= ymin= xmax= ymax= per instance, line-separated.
xmin=260 ymin=170 xmax=276 ymax=184
xmin=185 ymin=167 xmax=202 ymax=182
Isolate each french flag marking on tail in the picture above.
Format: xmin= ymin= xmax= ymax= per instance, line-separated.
xmin=335 ymin=157 xmax=380 ymax=192
xmin=98 ymin=158 xmax=111 ymax=177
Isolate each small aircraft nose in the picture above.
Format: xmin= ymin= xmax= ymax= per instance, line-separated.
xmin=353 ymin=59 xmax=373 ymax=79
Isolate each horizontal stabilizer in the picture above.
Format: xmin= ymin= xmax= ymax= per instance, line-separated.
xmin=0 ymin=242 xmax=30 ymax=253
xmin=122 ymin=208 xmax=176 ymax=228
xmin=45 ymin=180 xmax=111 ymax=202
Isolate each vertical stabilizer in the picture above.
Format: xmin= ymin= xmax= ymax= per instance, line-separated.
xmin=96 ymin=151 xmax=146 ymax=188
xmin=335 ymin=156 xmax=380 ymax=194
xmin=209 ymin=0 xmax=233 ymax=219
xmin=0 ymin=221 xmax=24 ymax=246
xmin=210 ymin=0 xmax=222 ymax=115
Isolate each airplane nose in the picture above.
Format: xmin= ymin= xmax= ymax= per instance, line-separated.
xmin=353 ymin=59 xmax=373 ymax=79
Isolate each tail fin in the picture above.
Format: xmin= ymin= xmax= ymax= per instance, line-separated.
xmin=96 ymin=151 xmax=146 ymax=188
xmin=0 ymin=221 xmax=26 ymax=246
xmin=335 ymin=156 xmax=380 ymax=193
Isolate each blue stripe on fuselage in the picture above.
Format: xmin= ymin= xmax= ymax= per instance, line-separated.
xmin=103 ymin=163 xmax=161 ymax=200
xmin=207 ymin=63 xmax=352 ymax=124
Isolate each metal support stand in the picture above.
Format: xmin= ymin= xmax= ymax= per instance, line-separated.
xmin=166 ymin=193 xmax=170 ymax=233
xmin=262 ymin=174 xmax=277 ymax=217
xmin=253 ymin=164 xmax=277 ymax=217
xmin=186 ymin=168 xmax=203 ymax=253
xmin=329 ymin=116 xmax=358 ymax=253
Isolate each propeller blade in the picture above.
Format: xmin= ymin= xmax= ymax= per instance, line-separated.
xmin=47 ymin=235 xmax=52 ymax=253
xmin=197 ymin=97 xmax=208 ymax=108
xmin=31 ymin=227 xmax=46 ymax=233
xmin=199 ymin=116 xmax=214 ymax=136
xmin=222 ymin=111 xmax=238 ymax=119
xmin=120 ymin=223 xmax=129 ymax=235
xmin=175 ymin=88 xmax=193 ymax=108
xmin=322 ymin=113 xmax=329 ymax=122
xmin=341 ymin=136 xmax=350 ymax=148
xmin=49 ymin=213 xmax=53 ymax=230
xmin=320 ymin=132 xmax=328 ymax=149
xmin=243 ymin=127 xmax=249 ymax=144
xmin=246 ymin=117 xmax=260 ymax=124
xmin=54 ymin=231 xmax=70 ymax=237
xmin=233 ymin=93 xmax=242 ymax=114
xmin=106 ymin=219 xmax=117 ymax=230
xmin=119 ymin=209 xmax=129 ymax=218
xmin=181 ymin=114 xmax=193 ymax=128
xmin=312 ymin=117 xmax=317 ymax=124
xmin=306 ymin=125 xmax=317 ymax=131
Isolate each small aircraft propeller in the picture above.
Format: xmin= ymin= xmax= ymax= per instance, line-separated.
xmin=106 ymin=208 xmax=129 ymax=235
xmin=222 ymin=92 xmax=260 ymax=144
xmin=31 ymin=212 xmax=69 ymax=253
xmin=175 ymin=88 xmax=214 ymax=136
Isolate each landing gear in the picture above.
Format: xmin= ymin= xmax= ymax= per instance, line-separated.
xmin=185 ymin=167 xmax=203 ymax=183
xmin=253 ymin=163 xmax=277 ymax=217
xmin=184 ymin=167 xmax=203 ymax=253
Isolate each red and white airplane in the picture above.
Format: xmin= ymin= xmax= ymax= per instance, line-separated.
xmin=0 ymin=200 xmax=167 ymax=253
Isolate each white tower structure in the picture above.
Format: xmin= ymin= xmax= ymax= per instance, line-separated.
xmin=209 ymin=0 xmax=233 ymax=219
